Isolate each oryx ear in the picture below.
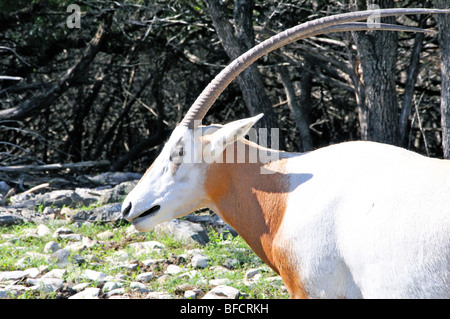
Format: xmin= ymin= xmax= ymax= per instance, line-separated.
xmin=206 ymin=113 xmax=263 ymax=159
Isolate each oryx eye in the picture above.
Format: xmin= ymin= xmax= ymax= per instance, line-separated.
xmin=170 ymin=145 xmax=185 ymax=163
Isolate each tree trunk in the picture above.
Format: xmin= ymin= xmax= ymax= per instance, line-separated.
xmin=277 ymin=65 xmax=313 ymax=152
xmin=399 ymin=10 xmax=428 ymax=147
xmin=434 ymin=0 xmax=450 ymax=158
xmin=352 ymin=0 xmax=400 ymax=145
xmin=205 ymin=0 xmax=283 ymax=148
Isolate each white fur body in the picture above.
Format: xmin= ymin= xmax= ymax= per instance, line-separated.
xmin=122 ymin=117 xmax=450 ymax=299
xmin=277 ymin=141 xmax=450 ymax=298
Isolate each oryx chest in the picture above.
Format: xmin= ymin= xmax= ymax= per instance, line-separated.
xmin=272 ymin=154 xmax=363 ymax=298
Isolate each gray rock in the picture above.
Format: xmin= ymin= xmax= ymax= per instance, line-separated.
xmin=202 ymin=285 xmax=240 ymax=299
xmin=191 ymin=253 xmax=210 ymax=269
xmin=48 ymin=249 xmax=71 ymax=267
xmin=154 ymin=219 xmax=209 ymax=245
xmin=97 ymin=181 xmax=138 ymax=205
xmin=105 ymin=288 xmax=126 ymax=298
xmin=113 ymin=263 xmax=138 ymax=271
xmin=82 ymin=236 xmax=98 ymax=249
xmin=30 ymin=282 xmax=57 ymax=294
xmin=52 ymin=228 xmax=82 ymax=241
xmin=70 ymin=203 xmax=123 ymax=223
xmin=27 ymin=277 xmax=64 ymax=291
xmin=72 ymin=282 xmax=89 ymax=292
xmin=82 ymin=269 xmax=107 ymax=283
xmin=42 ymin=269 xmax=66 ymax=279
xmin=36 ymin=224 xmax=51 ymax=237
xmin=3 ymin=285 xmax=30 ymax=297
xmin=184 ymin=290 xmax=199 ymax=299
xmin=44 ymin=241 xmax=61 ymax=253
xmin=29 ymin=278 xmax=64 ymax=291
xmin=102 ymin=281 xmax=123 ymax=293
xmin=0 ymin=270 xmax=29 ymax=282
xmin=130 ymin=281 xmax=150 ymax=293
xmin=8 ymin=193 xmax=33 ymax=206
xmin=245 ymin=268 xmax=261 ymax=279
xmin=61 ymin=234 xmax=83 ymax=241
xmin=10 ymin=190 xmax=91 ymax=209
xmin=60 ymin=207 xmax=75 ymax=219
xmin=0 ymin=288 xmax=10 ymax=299
xmin=156 ymin=275 xmax=170 ymax=284
xmin=69 ymin=287 xmax=100 ymax=299
xmin=185 ymin=213 xmax=238 ymax=238
xmin=166 ymin=265 xmax=182 ymax=275
xmin=0 ymin=212 xmax=24 ymax=226
xmin=0 ymin=181 xmax=11 ymax=195
xmin=96 ymin=230 xmax=114 ymax=240
xmin=209 ymin=278 xmax=232 ymax=286
xmin=1 ymin=207 xmax=47 ymax=224
xmin=243 ymin=268 xmax=263 ymax=287
xmin=223 ymin=258 xmax=241 ymax=270
xmin=74 ymin=188 xmax=103 ymax=205
xmin=129 ymin=241 xmax=165 ymax=251
xmin=210 ymin=266 xmax=231 ymax=274
xmin=72 ymin=254 xmax=86 ymax=265
xmin=24 ymin=267 xmax=40 ymax=278
xmin=88 ymin=172 xmax=141 ymax=186
xmin=42 ymin=206 xmax=56 ymax=215
xmin=146 ymin=291 xmax=172 ymax=299
xmin=136 ymin=272 xmax=153 ymax=282
xmin=141 ymin=259 xmax=163 ymax=267
xmin=111 ymin=273 xmax=128 ymax=283
xmin=183 ymin=214 xmax=216 ymax=224
xmin=52 ymin=227 xmax=73 ymax=238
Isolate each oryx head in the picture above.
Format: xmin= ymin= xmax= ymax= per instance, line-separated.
xmin=121 ymin=113 xmax=263 ymax=232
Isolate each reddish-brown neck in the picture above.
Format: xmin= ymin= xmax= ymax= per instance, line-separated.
xmin=204 ymin=141 xmax=289 ymax=274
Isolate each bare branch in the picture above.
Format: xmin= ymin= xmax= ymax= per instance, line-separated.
xmin=0 ymin=10 xmax=113 ymax=121
xmin=0 ymin=160 xmax=111 ymax=173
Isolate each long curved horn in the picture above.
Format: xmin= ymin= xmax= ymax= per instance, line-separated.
xmin=180 ymin=8 xmax=449 ymax=129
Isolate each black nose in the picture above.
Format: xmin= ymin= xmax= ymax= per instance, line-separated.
xmin=122 ymin=202 xmax=132 ymax=219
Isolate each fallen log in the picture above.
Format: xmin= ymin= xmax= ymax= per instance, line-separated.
xmin=0 ymin=160 xmax=111 ymax=173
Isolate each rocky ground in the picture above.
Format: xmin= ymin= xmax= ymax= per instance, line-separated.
xmin=0 ymin=172 xmax=287 ymax=299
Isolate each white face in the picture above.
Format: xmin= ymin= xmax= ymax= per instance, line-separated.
xmin=121 ymin=125 xmax=207 ymax=232
xmin=121 ymin=114 xmax=264 ymax=232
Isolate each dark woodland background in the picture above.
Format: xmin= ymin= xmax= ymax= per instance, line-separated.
xmin=1 ymin=0 xmax=449 ymax=185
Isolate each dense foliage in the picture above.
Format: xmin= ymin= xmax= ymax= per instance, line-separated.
xmin=0 ymin=0 xmax=447 ymax=179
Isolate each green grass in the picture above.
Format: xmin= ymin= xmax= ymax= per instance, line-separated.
xmin=0 ymin=219 xmax=289 ymax=299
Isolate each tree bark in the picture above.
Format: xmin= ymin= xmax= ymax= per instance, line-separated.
xmin=277 ymin=65 xmax=313 ymax=152
xmin=434 ymin=0 xmax=450 ymax=158
xmin=399 ymin=9 xmax=428 ymax=147
xmin=352 ymin=0 xmax=400 ymax=145
xmin=205 ymin=0 xmax=283 ymax=148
